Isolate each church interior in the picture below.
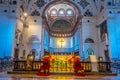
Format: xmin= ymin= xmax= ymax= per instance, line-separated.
xmin=0 ymin=0 xmax=120 ymax=79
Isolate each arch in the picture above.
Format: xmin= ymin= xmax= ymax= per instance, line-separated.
xmin=42 ymin=0 xmax=81 ymax=17
xmin=85 ymin=38 xmax=94 ymax=43
xmin=28 ymin=35 xmax=40 ymax=43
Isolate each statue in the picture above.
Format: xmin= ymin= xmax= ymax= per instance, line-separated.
xmin=26 ymin=51 xmax=34 ymax=70
xmin=87 ymin=48 xmax=94 ymax=55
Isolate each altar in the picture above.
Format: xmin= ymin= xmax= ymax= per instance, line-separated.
xmin=50 ymin=55 xmax=74 ymax=72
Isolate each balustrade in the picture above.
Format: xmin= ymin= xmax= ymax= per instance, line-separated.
xmin=13 ymin=60 xmax=112 ymax=73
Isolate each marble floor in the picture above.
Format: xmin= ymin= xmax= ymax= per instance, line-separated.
xmin=0 ymin=72 xmax=120 ymax=80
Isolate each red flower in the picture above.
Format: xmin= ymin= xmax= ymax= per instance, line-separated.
xmin=38 ymin=56 xmax=50 ymax=76
xmin=74 ymin=57 xmax=80 ymax=62
xmin=43 ymin=57 xmax=50 ymax=62
xmin=73 ymin=56 xmax=86 ymax=76
xmin=51 ymin=58 xmax=55 ymax=63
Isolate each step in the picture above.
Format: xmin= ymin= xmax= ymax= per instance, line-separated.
xmin=8 ymin=71 xmax=117 ymax=76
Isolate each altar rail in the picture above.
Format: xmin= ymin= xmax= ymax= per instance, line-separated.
xmin=13 ymin=61 xmax=112 ymax=72
xmin=13 ymin=61 xmax=43 ymax=71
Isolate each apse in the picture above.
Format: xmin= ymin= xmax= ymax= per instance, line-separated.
xmin=49 ymin=37 xmax=73 ymax=53
xmin=42 ymin=0 xmax=82 ymax=55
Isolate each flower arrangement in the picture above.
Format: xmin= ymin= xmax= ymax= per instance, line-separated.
xmin=37 ymin=56 xmax=50 ymax=76
xmin=73 ymin=56 xmax=86 ymax=76
xmin=37 ymin=55 xmax=86 ymax=76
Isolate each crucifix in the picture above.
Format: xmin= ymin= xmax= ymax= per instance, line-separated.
xmin=59 ymin=39 xmax=64 ymax=48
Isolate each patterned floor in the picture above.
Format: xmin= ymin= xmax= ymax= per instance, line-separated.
xmin=0 ymin=72 xmax=120 ymax=80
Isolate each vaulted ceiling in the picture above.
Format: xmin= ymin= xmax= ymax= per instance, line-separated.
xmin=17 ymin=0 xmax=106 ymax=37
xmin=18 ymin=0 xmax=106 ymax=17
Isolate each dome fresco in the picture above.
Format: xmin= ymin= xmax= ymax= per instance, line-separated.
xmin=51 ymin=19 xmax=73 ymax=32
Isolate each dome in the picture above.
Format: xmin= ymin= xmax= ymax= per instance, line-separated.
xmin=51 ymin=19 xmax=73 ymax=32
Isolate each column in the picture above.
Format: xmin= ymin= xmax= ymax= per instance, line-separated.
xmin=48 ymin=31 xmax=50 ymax=53
xmin=79 ymin=26 xmax=83 ymax=58
xmin=19 ymin=24 xmax=28 ymax=59
xmin=40 ymin=21 xmax=45 ymax=60
xmin=73 ymin=34 xmax=75 ymax=53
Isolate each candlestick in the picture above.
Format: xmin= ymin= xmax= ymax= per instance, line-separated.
xmin=17 ymin=32 xmax=20 ymax=44
xmin=105 ymin=33 xmax=108 ymax=45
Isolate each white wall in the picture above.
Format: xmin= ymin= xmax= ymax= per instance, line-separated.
xmin=17 ymin=16 xmax=42 ymax=59
xmin=82 ymin=17 xmax=99 ymax=60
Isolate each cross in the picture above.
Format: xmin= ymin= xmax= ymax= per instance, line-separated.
xmin=59 ymin=39 xmax=64 ymax=48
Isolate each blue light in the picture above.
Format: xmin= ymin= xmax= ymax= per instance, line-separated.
xmin=108 ymin=14 xmax=120 ymax=59
xmin=74 ymin=30 xmax=79 ymax=51
xmin=0 ymin=16 xmax=16 ymax=58
xmin=44 ymin=30 xmax=49 ymax=50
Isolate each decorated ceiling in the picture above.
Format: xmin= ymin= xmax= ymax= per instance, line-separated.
xmin=15 ymin=0 xmax=106 ymax=33
xmin=18 ymin=0 xmax=106 ymax=17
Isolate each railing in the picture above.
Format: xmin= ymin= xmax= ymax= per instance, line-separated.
xmin=13 ymin=61 xmax=43 ymax=71
xmin=0 ymin=56 xmax=13 ymax=72
xmin=98 ymin=62 xmax=111 ymax=72
xmin=13 ymin=61 xmax=112 ymax=73
xmin=81 ymin=62 xmax=92 ymax=72
xmin=111 ymin=62 xmax=120 ymax=74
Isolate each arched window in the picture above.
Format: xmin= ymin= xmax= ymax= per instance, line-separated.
xmin=28 ymin=35 xmax=40 ymax=44
xmin=59 ymin=9 xmax=65 ymax=16
xmin=50 ymin=9 xmax=57 ymax=16
xmin=66 ymin=9 xmax=73 ymax=16
xmin=85 ymin=38 xmax=94 ymax=43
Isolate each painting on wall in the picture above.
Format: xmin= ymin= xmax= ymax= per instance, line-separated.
xmin=104 ymin=50 xmax=110 ymax=61
xmin=100 ymin=20 xmax=108 ymax=42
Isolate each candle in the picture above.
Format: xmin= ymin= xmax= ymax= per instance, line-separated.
xmin=105 ymin=33 xmax=108 ymax=45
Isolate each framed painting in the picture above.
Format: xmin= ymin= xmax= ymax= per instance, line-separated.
xmin=100 ymin=20 xmax=108 ymax=42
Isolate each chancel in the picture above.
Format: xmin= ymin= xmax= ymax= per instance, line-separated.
xmin=0 ymin=0 xmax=120 ymax=79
